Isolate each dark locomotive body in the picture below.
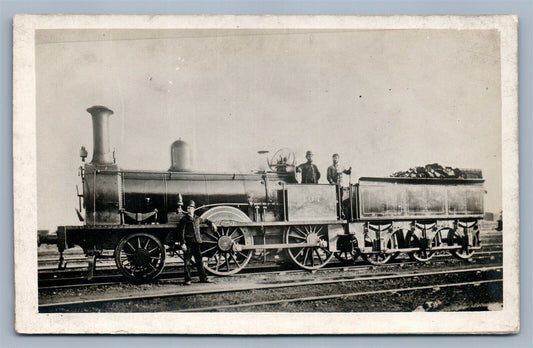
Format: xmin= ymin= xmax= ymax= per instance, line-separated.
xmin=40 ymin=106 xmax=485 ymax=281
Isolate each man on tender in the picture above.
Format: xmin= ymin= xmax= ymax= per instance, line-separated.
xmin=177 ymin=200 xmax=216 ymax=285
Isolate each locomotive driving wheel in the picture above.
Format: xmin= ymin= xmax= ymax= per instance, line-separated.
xmin=284 ymin=225 xmax=334 ymax=270
xmin=115 ymin=232 xmax=166 ymax=282
xmin=200 ymin=206 xmax=254 ymax=276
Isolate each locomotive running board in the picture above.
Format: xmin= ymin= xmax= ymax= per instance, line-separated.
xmin=218 ymin=220 xmax=345 ymax=227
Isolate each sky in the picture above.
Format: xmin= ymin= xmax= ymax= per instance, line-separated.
xmin=35 ymin=29 xmax=502 ymax=231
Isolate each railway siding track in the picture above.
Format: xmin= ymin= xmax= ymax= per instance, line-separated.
xmin=38 ymin=249 xmax=502 ymax=290
xmin=39 ymin=264 xmax=502 ymax=313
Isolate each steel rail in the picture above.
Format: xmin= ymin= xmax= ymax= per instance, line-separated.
xmin=178 ymin=279 xmax=503 ymax=312
xmin=39 ymin=265 xmax=502 ymax=309
xmin=38 ymin=251 xmax=502 ymax=290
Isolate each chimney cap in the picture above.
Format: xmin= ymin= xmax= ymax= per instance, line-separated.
xmin=87 ymin=105 xmax=114 ymax=115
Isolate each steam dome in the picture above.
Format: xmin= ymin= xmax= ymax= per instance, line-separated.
xmin=169 ymin=139 xmax=192 ymax=172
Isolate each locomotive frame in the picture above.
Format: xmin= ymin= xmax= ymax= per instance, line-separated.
xmin=39 ymin=105 xmax=485 ymax=282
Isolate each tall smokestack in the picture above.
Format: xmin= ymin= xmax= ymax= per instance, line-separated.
xmin=86 ymin=105 xmax=114 ymax=165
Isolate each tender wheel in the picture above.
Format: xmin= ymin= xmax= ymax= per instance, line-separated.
xmin=284 ymin=225 xmax=334 ymax=270
xmin=387 ymin=230 xmax=404 ymax=261
xmin=115 ymin=232 xmax=166 ymax=282
xmin=334 ymin=237 xmax=360 ymax=265
xmin=200 ymin=206 xmax=254 ymax=276
xmin=362 ymin=252 xmax=392 ymax=265
xmin=361 ymin=234 xmax=397 ymax=265
xmin=447 ymin=223 xmax=479 ymax=260
xmin=406 ymin=230 xmax=443 ymax=262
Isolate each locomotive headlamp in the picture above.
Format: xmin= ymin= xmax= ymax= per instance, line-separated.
xmin=79 ymin=146 xmax=88 ymax=162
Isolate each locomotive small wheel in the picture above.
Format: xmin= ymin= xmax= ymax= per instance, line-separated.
xmin=360 ymin=234 xmax=393 ymax=265
xmin=115 ymin=232 xmax=166 ymax=282
xmin=334 ymin=243 xmax=360 ymax=265
xmin=447 ymin=226 xmax=479 ymax=260
xmin=200 ymin=206 xmax=254 ymax=276
xmin=284 ymin=225 xmax=334 ymax=270
xmin=406 ymin=231 xmax=442 ymax=262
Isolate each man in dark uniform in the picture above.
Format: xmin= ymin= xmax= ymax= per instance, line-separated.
xmin=296 ymin=150 xmax=321 ymax=183
xmin=177 ymin=200 xmax=216 ymax=285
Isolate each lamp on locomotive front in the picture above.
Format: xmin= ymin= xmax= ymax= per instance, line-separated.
xmin=86 ymin=105 xmax=115 ymax=166
xmin=169 ymin=138 xmax=192 ymax=172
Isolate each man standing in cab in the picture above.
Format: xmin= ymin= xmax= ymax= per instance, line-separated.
xmin=327 ymin=153 xmax=352 ymax=217
xmin=177 ymin=200 xmax=216 ymax=285
xmin=297 ymin=150 xmax=321 ymax=184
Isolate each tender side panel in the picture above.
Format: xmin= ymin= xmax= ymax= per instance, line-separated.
xmin=357 ymin=177 xmax=484 ymax=220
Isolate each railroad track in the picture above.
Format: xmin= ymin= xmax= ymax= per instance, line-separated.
xmin=39 ymin=264 xmax=503 ymax=312
xmin=37 ymin=240 xmax=503 ymax=271
xmin=38 ymin=248 xmax=502 ymax=290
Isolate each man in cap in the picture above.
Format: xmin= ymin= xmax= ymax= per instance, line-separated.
xmin=177 ymin=200 xmax=216 ymax=285
xmin=296 ymin=150 xmax=321 ymax=184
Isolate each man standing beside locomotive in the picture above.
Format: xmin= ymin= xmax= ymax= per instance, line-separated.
xmin=297 ymin=150 xmax=321 ymax=184
xmin=177 ymin=200 xmax=216 ymax=285
xmin=327 ymin=153 xmax=352 ymax=217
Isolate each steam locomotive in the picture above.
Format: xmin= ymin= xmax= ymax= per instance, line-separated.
xmin=39 ymin=106 xmax=485 ymax=281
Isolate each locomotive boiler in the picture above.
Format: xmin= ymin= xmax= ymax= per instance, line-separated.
xmin=39 ymin=105 xmax=485 ymax=282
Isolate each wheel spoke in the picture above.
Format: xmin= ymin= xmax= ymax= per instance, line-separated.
xmin=314 ymin=248 xmax=323 ymax=264
xmin=201 ymin=245 xmax=218 ymax=255
xmin=148 ymin=247 xmax=160 ymax=254
xmin=225 ymin=256 xmax=231 ymax=271
xmin=237 ymin=251 xmax=249 ymax=259
xmin=202 ymin=240 xmax=218 ymax=244
xmin=294 ymin=248 xmax=305 ymax=259
xmin=231 ymin=234 xmax=244 ymax=242
xmin=144 ymin=239 xmax=151 ymax=249
xmin=204 ymin=231 xmax=219 ymax=241
xmin=319 ymin=247 xmax=332 ymax=257
xmin=229 ymin=228 xmax=239 ymax=239
xmin=137 ymin=237 xmax=141 ymax=249
xmin=293 ymin=226 xmax=307 ymax=237
xmin=230 ymin=253 xmax=241 ymax=268
xmin=303 ymin=249 xmax=309 ymax=265
xmin=214 ymin=254 xmax=221 ymax=271
xmin=289 ymin=233 xmax=306 ymax=241
xmin=126 ymin=242 xmax=136 ymax=252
